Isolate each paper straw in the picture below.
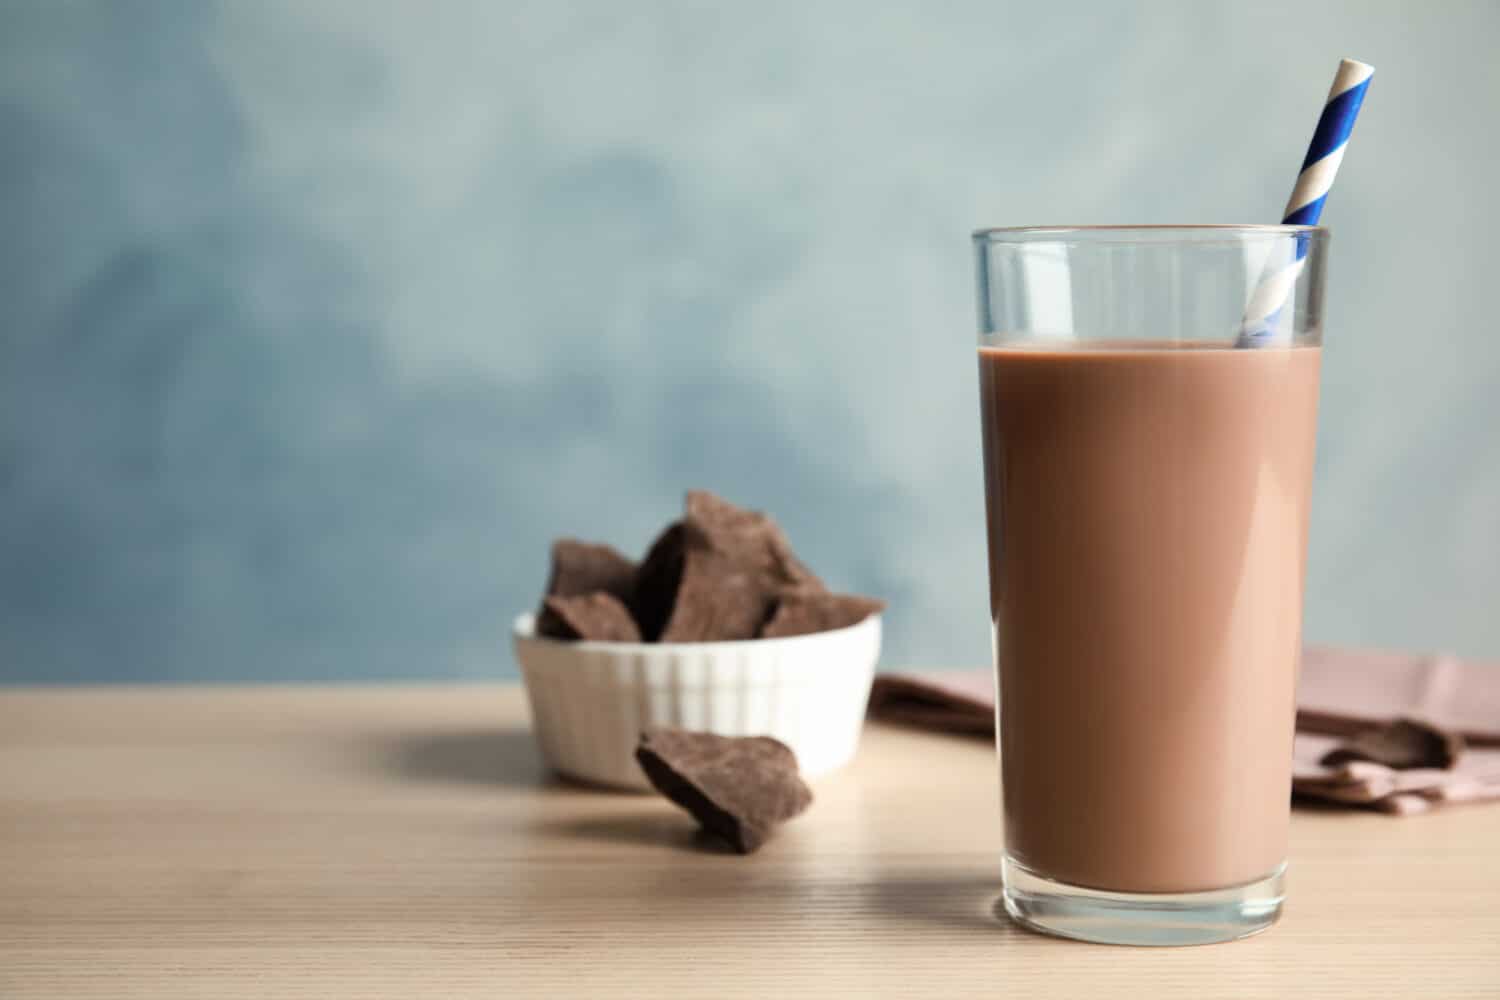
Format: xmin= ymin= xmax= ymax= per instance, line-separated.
xmin=1237 ymin=58 xmax=1374 ymax=347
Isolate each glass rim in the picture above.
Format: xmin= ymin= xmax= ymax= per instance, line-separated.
xmin=972 ymin=223 xmax=1327 ymax=244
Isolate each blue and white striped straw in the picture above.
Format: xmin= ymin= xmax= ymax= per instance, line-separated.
xmin=1238 ymin=58 xmax=1374 ymax=347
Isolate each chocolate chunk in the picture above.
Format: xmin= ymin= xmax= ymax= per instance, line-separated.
xmin=542 ymin=540 xmax=637 ymax=602
xmin=635 ymin=728 xmax=813 ymax=853
xmin=628 ymin=522 xmax=688 ymax=641
xmin=631 ymin=494 xmax=822 ymax=643
xmin=537 ymin=592 xmax=642 ymax=642
xmin=535 ymin=538 xmax=639 ymax=639
xmin=543 ymin=491 xmax=873 ymax=646
xmin=683 ymin=490 xmax=824 ymax=592
xmin=1320 ymin=717 xmax=1465 ymax=771
xmin=759 ymin=590 xmax=885 ymax=638
xmin=630 ymin=491 xmax=822 ymax=641
xmin=659 ymin=549 xmax=773 ymax=642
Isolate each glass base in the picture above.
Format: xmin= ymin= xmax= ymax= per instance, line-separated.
xmin=1001 ymin=855 xmax=1285 ymax=946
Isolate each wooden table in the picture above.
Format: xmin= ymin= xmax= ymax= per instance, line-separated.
xmin=3 ymin=684 xmax=1497 ymax=998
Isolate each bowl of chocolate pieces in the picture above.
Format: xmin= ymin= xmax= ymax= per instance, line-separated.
xmin=514 ymin=490 xmax=885 ymax=790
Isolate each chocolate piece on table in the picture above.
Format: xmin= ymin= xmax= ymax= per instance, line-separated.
xmin=629 ymin=522 xmax=689 ymax=641
xmin=683 ymin=490 xmax=824 ymax=592
xmin=542 ymin=540 xmax=638 ymax=602
xmin=658 ymin=550 xmax=773 ymax=643
xmin=1320 ymin=717 xmax=1466 ymax=771
xmin=536 ymin=592 xmax=643 ymax=643
xmin=759 ymin=590 xmax=886 ymax=639
xmin=635 ymin=728 xmax=813 ymax=854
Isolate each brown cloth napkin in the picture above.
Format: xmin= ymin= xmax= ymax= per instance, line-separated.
xmin=866 ymin=646 xmax=1500 ymax=815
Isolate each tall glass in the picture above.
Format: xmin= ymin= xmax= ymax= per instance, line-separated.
xmin=974 ymin=226 xmax=1327 ymax=945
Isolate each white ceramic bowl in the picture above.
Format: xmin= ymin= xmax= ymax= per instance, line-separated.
xmin=513 ymin=612 xmax=881 ymax=790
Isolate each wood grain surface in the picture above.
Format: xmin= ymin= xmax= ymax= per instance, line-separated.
xmin=2 ymin=684 xmax=1497 ymax=998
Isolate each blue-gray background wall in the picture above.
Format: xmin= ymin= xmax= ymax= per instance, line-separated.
xmin=3 ymin=1 xmax=1497 ymax=683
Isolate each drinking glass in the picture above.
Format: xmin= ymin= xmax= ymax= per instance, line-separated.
xmin=974 ymin=225 xmax=1327 ymax=945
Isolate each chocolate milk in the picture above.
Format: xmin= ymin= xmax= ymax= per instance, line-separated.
xmin=979 ymin=342 xmax=1321 ymax=894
